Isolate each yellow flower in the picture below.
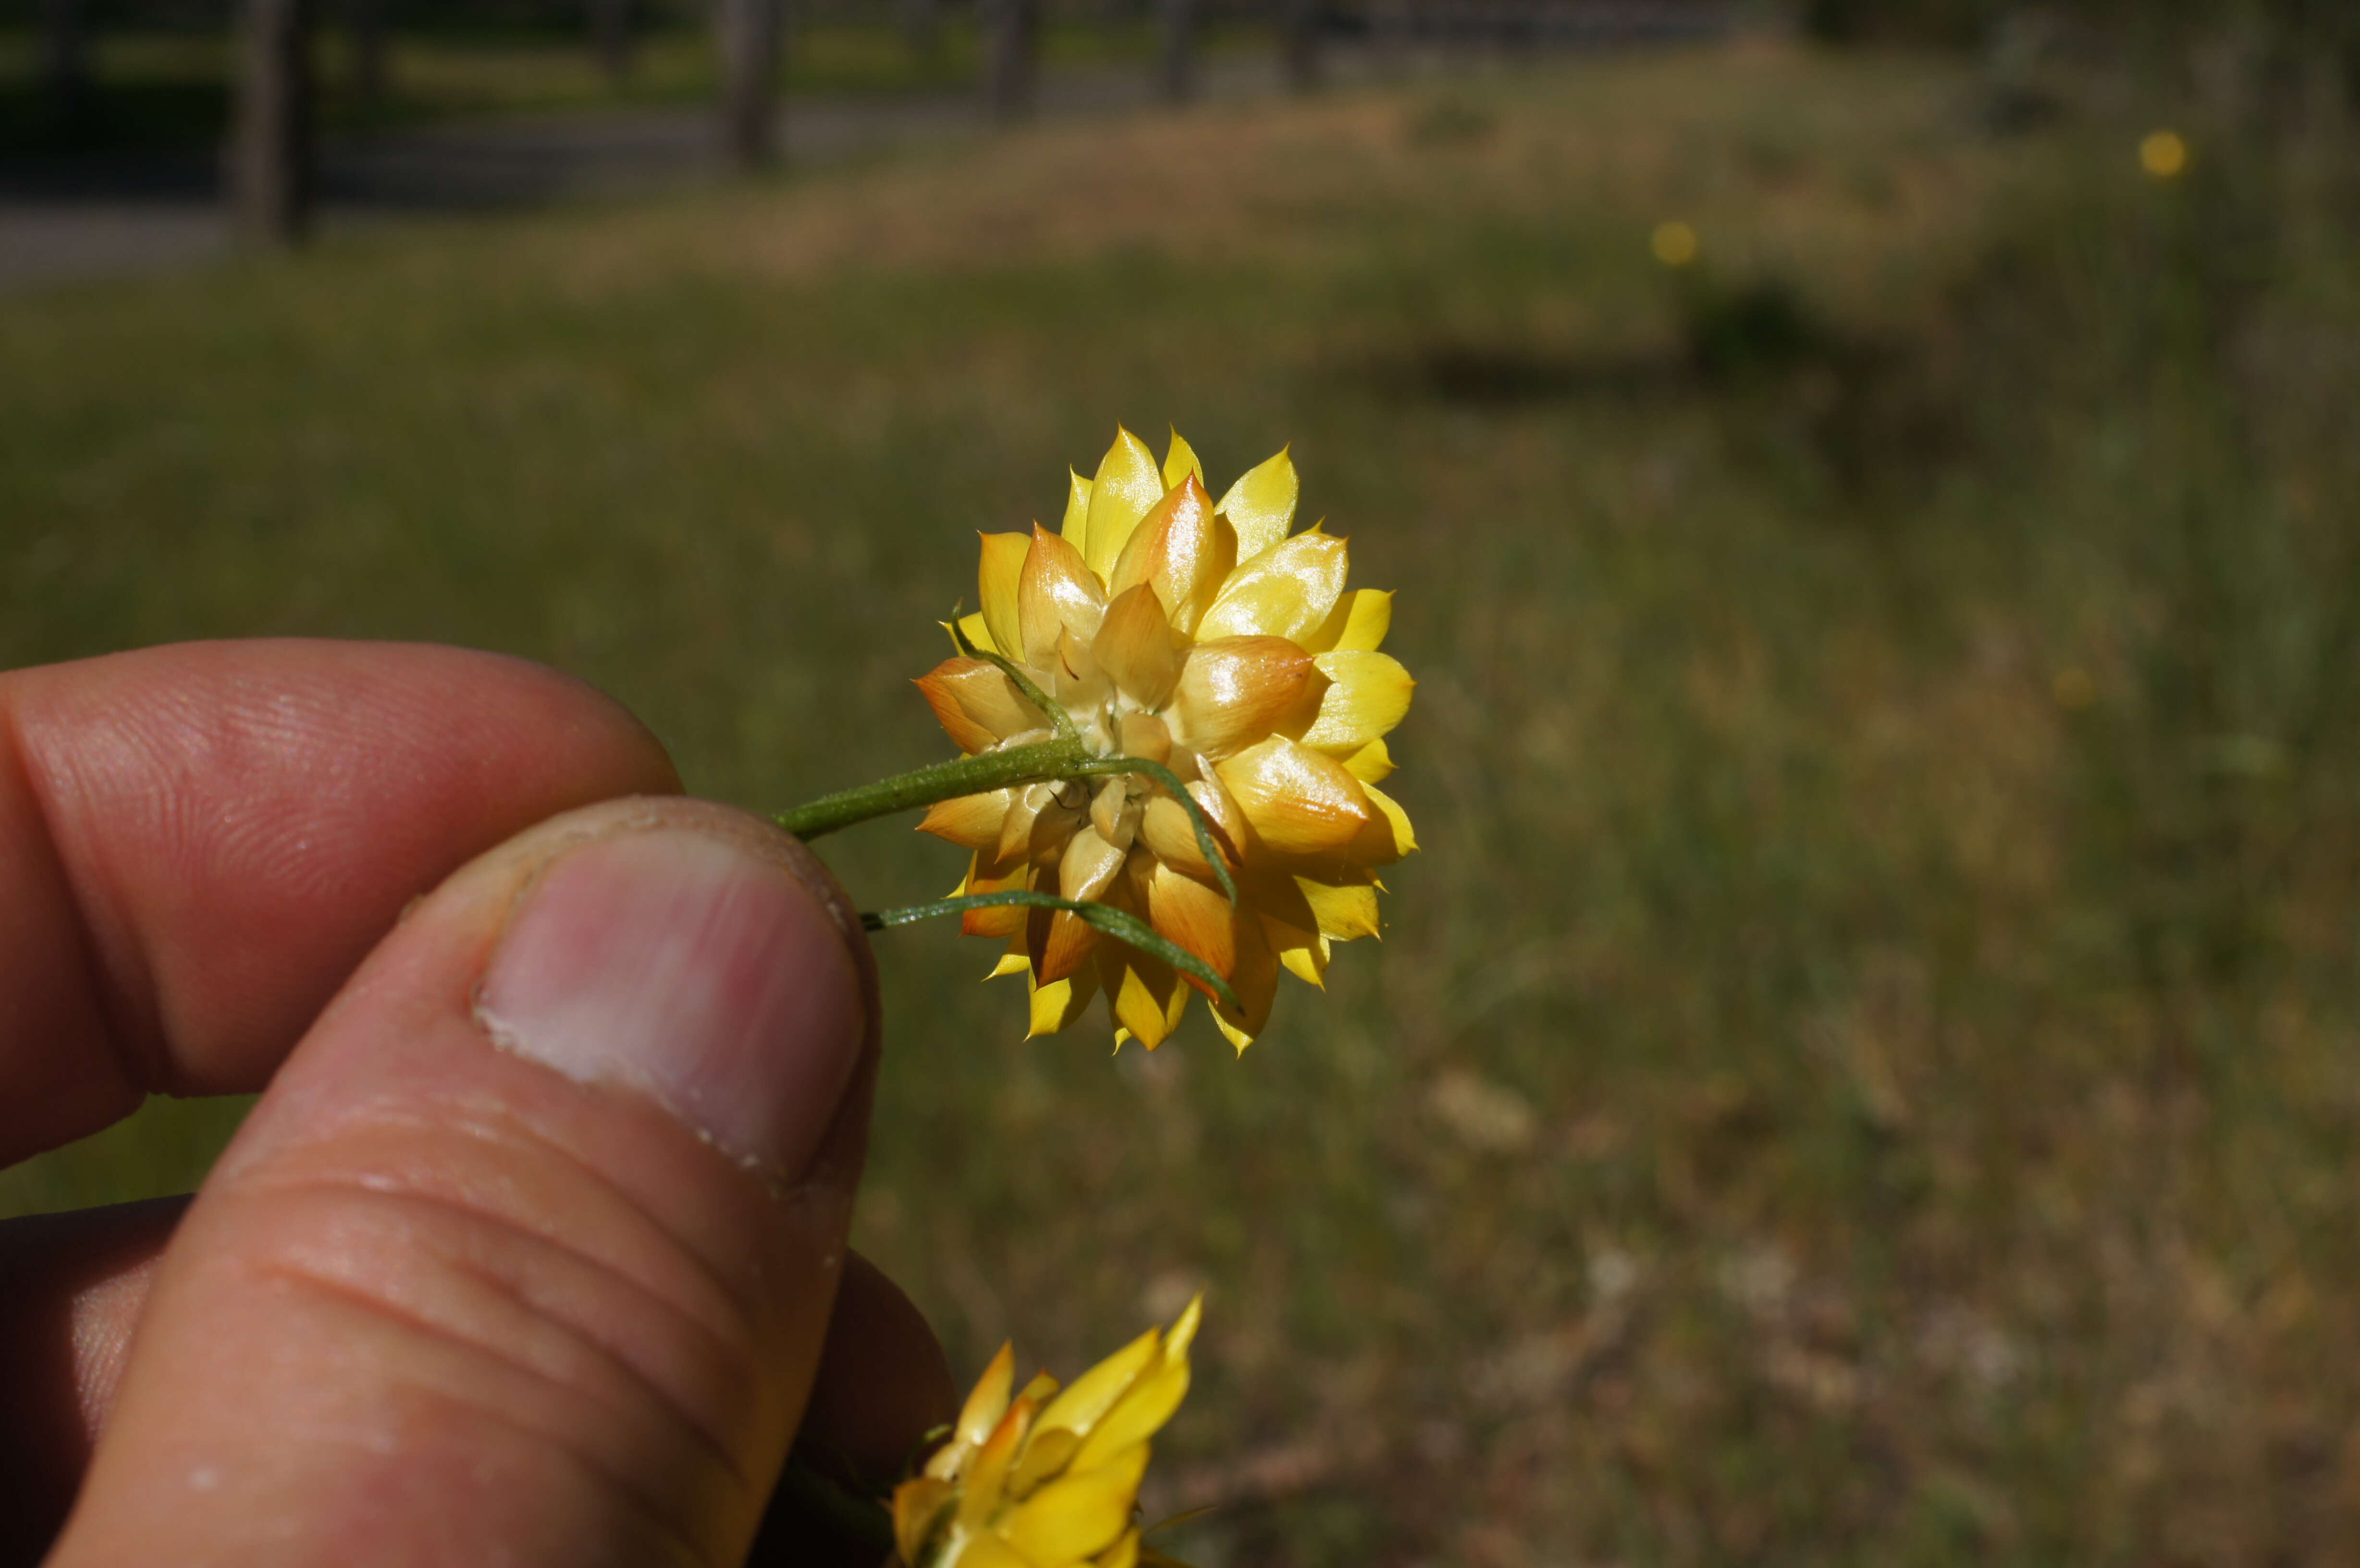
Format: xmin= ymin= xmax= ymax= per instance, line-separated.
xmin=893 ymin=1297 xmax=1203 ymax=1568
xmin=1651 ymin=220 xmax=1699 ymax=268
xmin=2140 ymin=129 xmax=2188 ymax=180
xmin=915 ymin=427 xmax=1416 ymax=1051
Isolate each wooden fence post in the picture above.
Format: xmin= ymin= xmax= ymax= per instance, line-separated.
xmin=346 ymin=0 xmax=388 ymax=111
xmin=590 ymin=0 xmax=636 ymax=85
xmin=1156 ymin=0 xmax=1196 ymax=102
xmin=230 ymin=0 xmax=317 ymax=245
xmin=718 ymin=0 xmax=784 ymax=168
xmin=986 ymin=0 xmax=1038 ymax=122
xmin=1280 ymin=0 xmax=1320 ymax=93
xmin=41 ymin=0 xmax=91 ymax=130
xmin=899 ymin=0 xmax=941 ymax=65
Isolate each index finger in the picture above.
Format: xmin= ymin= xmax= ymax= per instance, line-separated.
xmin=0 ymin=639 xmax=680 ymax=1167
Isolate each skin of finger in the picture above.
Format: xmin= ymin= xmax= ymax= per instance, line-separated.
xmin=46 ymin=798 xmax=880 ymax=1568
xmin=0 ymin=1196 xmax=180 ymax=1568
xmin=794 ymin=1251 xmax=957 ymax=1488
xmin=0 ymin=639 xmax=682 ymax=1168
xmin=0 ymin=1203 xmax=951 ymax=1566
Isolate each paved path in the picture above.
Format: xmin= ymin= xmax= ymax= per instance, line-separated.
xmin=0 ymin=5 xmax=1731 ymax=294
xmin=0 ymin=54 xmax=1301 ymax=293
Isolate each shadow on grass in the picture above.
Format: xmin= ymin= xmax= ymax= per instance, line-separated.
xmin=1363 ymin=275 xmax=1963 ymax=503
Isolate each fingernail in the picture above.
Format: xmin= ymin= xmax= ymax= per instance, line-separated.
xmin=476 ymin=825 xmax=866 ymax=1175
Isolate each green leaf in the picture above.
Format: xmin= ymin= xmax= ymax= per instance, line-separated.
xmin=946 ymin=612 xmax=1076 ymax=743
xmin=1071 ymin=755 xmax=1241 ymax=909
xmin=862 ymin=892 xmax=1241 ymax=1012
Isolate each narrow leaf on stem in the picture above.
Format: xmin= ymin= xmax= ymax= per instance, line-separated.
xmin=863 ymin=891 xmax=1241 ymax=1012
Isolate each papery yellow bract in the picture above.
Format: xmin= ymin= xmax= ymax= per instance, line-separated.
xmin=892 ymin=1297 xmax=1204 ymax=1568
xmin=915 ymin=428 xmax=1416 ymax=1051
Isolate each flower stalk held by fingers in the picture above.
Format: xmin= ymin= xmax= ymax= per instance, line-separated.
xmin=893 ymin=1297 xmax=1203 ymax=1568
xmin=915 ymin=427 xmax=1417 ymax=1051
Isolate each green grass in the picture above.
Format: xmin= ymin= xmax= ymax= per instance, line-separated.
xmin=6 ymin=40 xmax=2360 ymax=1566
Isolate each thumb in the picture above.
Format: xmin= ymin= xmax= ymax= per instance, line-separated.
xmin=48 ymin=798 xmax=878 ymax=1568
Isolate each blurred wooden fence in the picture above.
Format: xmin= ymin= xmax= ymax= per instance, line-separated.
xmin=21 ymin=0 xmax=1733 ymax=243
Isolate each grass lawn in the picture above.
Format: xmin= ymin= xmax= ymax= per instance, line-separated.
xmin=6 ymin=39 xmax=2360 ymax=1565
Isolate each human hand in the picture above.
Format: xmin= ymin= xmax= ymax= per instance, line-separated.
xmin=0 ymin=641 xmax=955 ymax=1567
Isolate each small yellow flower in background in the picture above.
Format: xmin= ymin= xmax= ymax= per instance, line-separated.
xmin=915 ymin=428 xmax=1416 ymax=1052
xmin=1651 ymin=220 xmax=1700 ymax=268
xmin=894 ymin=1297 xmax=1203 ymax=1568
xmin=2140 ymin=129 xmax=2188 ymax=180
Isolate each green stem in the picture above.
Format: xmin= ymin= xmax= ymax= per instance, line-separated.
xmin=863 ymin=892 xmax=1241 ymax=1011
xmin=774 ymin=736 xmax=1086 ymax=839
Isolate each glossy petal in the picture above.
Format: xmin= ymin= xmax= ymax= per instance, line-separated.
xmin=1088 ymin=778 xmax=1125 ymax=847
xmin=1211 ymin=910 xmax=1279 ymax=1051
xmin=1108 ymin=474 xmax=1230 ymax=635
xmin=1118 ymin=710 xmax=1173 ymax=765
xmin=1340 ymin=736 xmax=1395 ymax=782
xmin=1300 ymin=587 xmax=1393 ymax=654
xmin=1036 ymin=1322 xmax=1159 ymax=1446
xmin=957 ymin=610 xmax=998 ymax=656
xmin=1162 ymin=428 xmax=1203 ymax=491
xmin=893 ymin=1476 xmax=955 ymax=1565
xmin=1213 ymin=445 xmax=1299 ymax=561
xmin=961 ymin=855 xmax=1033 ymax=940
xmin=1215 ymin=735 xmax=1375 ymax=857
xmin=1140 ymin=778 xmax=1244 ymax=879
xmin=1047 ymin=627 xmax=1107 ymax=712
xmin=1297 ymin=876 xmax=1382 ymax=941
xmin=1071 ymin=1359 xmax=1191 ymax=1473
xmin=951 ymin=1536 xmax=1036 ymax=1568
xmin=978 ymin=531 xmax=1031 ymax=660
xmin=1034 ymin=827 xmax=1125 ymax=983
xmin=1035 ymin=912 xmax=1101 ymax=987
xmin=1007 ymin=1427 xmax=1083 ymax=1503
xmin=1145 ymin=860 xmax=1237 ymax=983
xmin=917 ymin=658 xmax=1045 ymax=754
xmin=1001 ymin=1443 xmax=1152 ymax=1566
xmin=1057 ymin=824 xmax=1128 ymax=904
xmin=1105 ymin=947 xmax=1189 ymax=1049
xmin=1237 ymin=866 xmax=1324 ymax=937
xmin=1162 ymin=1294 xmax=1203 ymax=1360
xmin=1193 ymin=529 xmax=1350 ymax=644
xmin=1299 ymin=650 xmax=1415 ymax=750
xmin=1261 ymin=901 xmax=1331 ymax=989
xmin=1092 ymin=583 xmax=1187 ymax=711
xmin=1082 ymin=427 xmax=1168 ymax=581
xmin=920 ymin=790 xmax=1010 ymax=850
xmin=1170 ymin=636 xmax=1322 ymax=761
xmin=1028 ymin=967 xmax=1100 ymax=1037
xmin=1020 ymin=524 xmax=1109 ymax=668
xmin=1362 ymin=782 xmax=1419 ymax=862
xmin=995 ymin=782 xmax=1077 ymax=868
xmin=951 ymin=1343 xmax=1018 ymax=1458
xmin=1061 ymin=467 xmax=1094 ymax=546
xmin=958 ymin=1393 xmax=1036 ymax=1532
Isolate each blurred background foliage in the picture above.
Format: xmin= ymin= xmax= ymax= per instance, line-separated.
xmin=5 ymin=5 xmax=2360 ymax=1564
